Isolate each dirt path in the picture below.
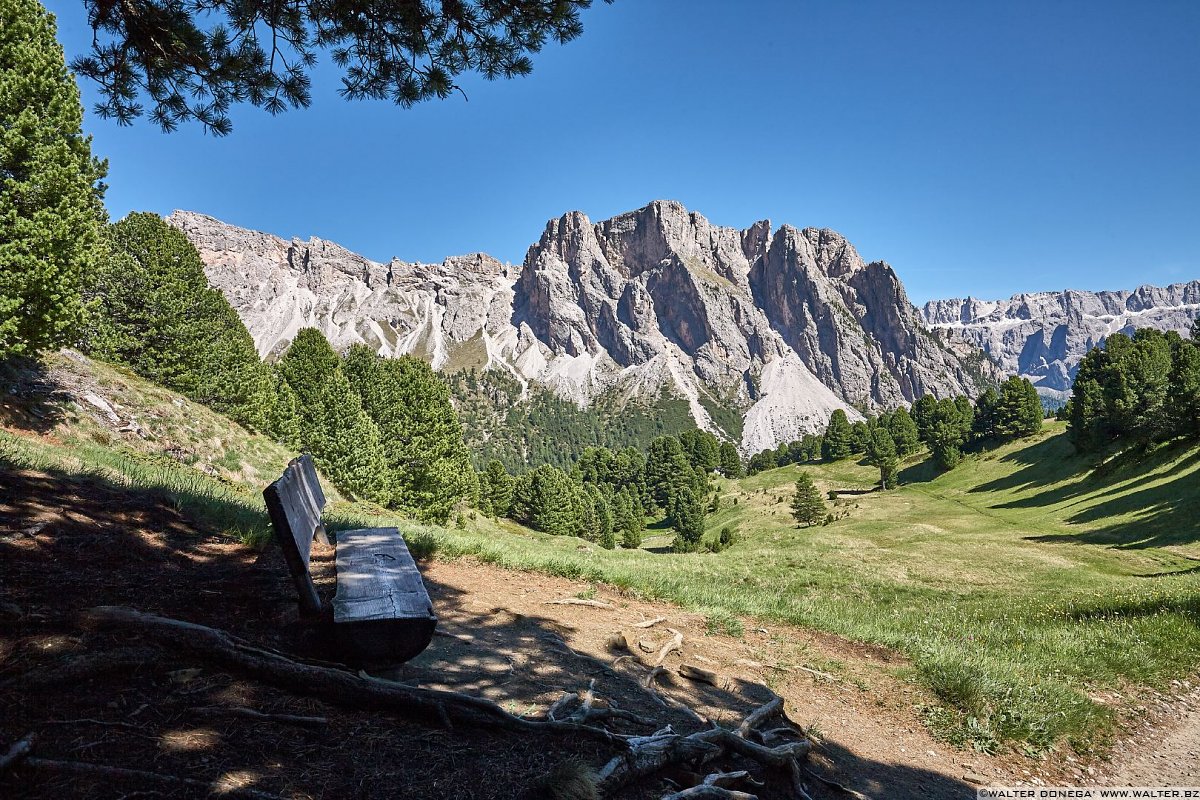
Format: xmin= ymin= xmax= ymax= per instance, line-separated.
xmin=1108 ymin=687 xmax=1200 ymax=785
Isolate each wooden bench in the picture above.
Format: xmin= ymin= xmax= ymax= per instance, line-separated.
xmin=263 ymin=455 xmax=436 ymax=666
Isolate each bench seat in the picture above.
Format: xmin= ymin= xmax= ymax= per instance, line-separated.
xmin=263 ymin=455 xmax=436 ymax=666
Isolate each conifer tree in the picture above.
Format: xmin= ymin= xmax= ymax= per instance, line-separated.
xmin=306 ymin=368 xmax=390 ymax=504
xmin=1169 ymin=333 xmax=1200 ymax=438
xmin=587 ymin=484 xmax=615 ymax=549
xmin=995 ymin=377 xmax=1042 ymax=439
xmin=341 ymin=344 xmax=473 ymax=522
xmin=481 ymin=459 xmax=514 ymax=517
xmin=866 ymin=426 xmax=899 ymax=489
xmin=679 ymin=429 xmax=720 ymax=473
xmin=0 ymin=0 xmax=106 ymax=359
xmin=973 ymin=387 xmax=1000 ymax=441
xmin=912 ymin=395 xmax=938 ymax=443
xmin=510 ymin=465 xmax=581 ymax=536
xmin=849 ymin=421 xmax=871 ymax=455
xmin=928 ymin=398 xmax=966 ymax=470
xmin=669 ymin=487 xmax=705 ymax=552
xmin=888 ymin=407 xmax=921 ymax=457
xmin=277 ymin=328 xmax=341 ymax=421
xmin=646 ymin=435 xmax=694 ymax=509
xmin=612 ymin=490 xmax=643 ymax=549
xmin=267 ymin=376 xmax=301 ymax=449
xmin=81 ymin=214 xmax=272 ymax=429
xmin=718 ymin=441 xmax=743 ymax=477
xmin=822 ymin=409 xmax=853 ymax=461
xmin=790 ymin=472 xmax=825 ymax=527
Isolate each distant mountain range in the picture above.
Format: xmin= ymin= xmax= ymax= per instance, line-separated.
xmin=920 ymin=283 xmax=1200 ymax=401
xmin=168 ymin=202 xmax=1196 ymax=453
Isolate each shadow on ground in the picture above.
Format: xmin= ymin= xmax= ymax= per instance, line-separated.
xmin=0 ymin=457 xmax=976 ymax=799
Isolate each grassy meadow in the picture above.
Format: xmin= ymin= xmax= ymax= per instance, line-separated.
xmin=4 ymin=359 xmax=1200 ymax=755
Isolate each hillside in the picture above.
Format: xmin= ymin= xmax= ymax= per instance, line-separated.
xmin=3 ymin=351 xmax=1199 ymax=790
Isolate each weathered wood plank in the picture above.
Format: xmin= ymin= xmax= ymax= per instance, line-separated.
xmin=333 ymin=528 xmax=434 ymax=624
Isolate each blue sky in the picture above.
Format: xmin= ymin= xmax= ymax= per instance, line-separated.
xmin=48 ymin=0 xmax=1199 ymax=303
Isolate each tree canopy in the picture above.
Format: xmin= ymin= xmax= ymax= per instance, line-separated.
xmin=80 ymin=213 xmax=273 ymax=428
xmin=72 ymin=0 xmax=605 ymax=135
xmin=1 ymin=0 xmax=106 ymax=358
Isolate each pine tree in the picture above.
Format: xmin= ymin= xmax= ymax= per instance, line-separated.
xmin=266 ymin=375 xmax=301 ymax=449
xmin=612 ymin=490 xmax=643 ymax=549
xmin=1169 ymin=333 xmax=1200 ymax=438
xmin=973 ymin=387 xmax=1000 ymax=441
xmin=994 ymin=377 xmax=1042 ymax=440
xmin=481 ymin=459 xmax=514 ymax=517
xmin=277 ymin=328 xmax=342 ymax=423
xmin=646 ymin=435 xmax=694 ymax=509
xmin=679 ymin=429 xmax=720 ymax=473
xmin=928 ymin=398 xmax=965 ymax=470
xmin=849 ymin=421 xmax=871 ymax=455
xmin=866 ymin=426 xmax=899 ymax=489
xmin=790 ymin=472 xmax=825 ymax=527
xmin=822 ymin=409 xmax=853 ymax=461
xmin=306 ymin=368 xmax=390 ymax=504
xmin=341 ymin=345 xmax=473 ymax=522
xmin=587 ymin=484 xmax=615 ymax=549
xmin=0 ymin=0 xmax=106 ymax=359
xmin=888 ymin=407 xmax=921 ymax=457
xmin=669 ymin=487 xmax=705 ymax=552
xmin=912 ymin=395 xmax=938 ymax=443
xmin=81 ymin=214 xmax=273 ymax=429
xmin=510 ymin=465 xmax=581 ymax=536
xmin=718 ymin=441 xmax=742 ymax=477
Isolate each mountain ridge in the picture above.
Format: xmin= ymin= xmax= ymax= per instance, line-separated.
xmin=920 ymin=281 xmax=1200 ymax=398
xmin=168 ymin=201 xmax=993 ymax=454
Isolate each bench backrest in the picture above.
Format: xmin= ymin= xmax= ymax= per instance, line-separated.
xmin=263 ymin=454 xmax=327 ymax=616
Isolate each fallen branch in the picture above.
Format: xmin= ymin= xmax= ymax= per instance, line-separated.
xmin=654 ymin=628 xmax=685 ymax=667
xmin=546 ymin=691 xmax=575 ymax=722
xmin=702 ymin=770 xmax=762 ymax=789
xmin=544 ymin=598 xmax=614 ymax=609
xmin=20 ymin=756 xmax=287 ymax=799
xmin=84 ymin=606 xmax=625 ymax=745
xmin=598 ymin=702 xmax=813 ymax=797
xmin=192 ymin=706 xmax=328 ymax=728
xmin=795 ymin=665 xmax=839 ymax=682
xmin=633 ymin=616 xmax=667 ymax=628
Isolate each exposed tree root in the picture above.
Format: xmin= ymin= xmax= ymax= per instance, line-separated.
xmin=83 ymin=606 xmax=625 ymax=744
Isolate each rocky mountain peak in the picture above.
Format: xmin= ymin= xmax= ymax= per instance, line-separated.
xmin=920 ymin=281 xmax=1200 ymax=398
xmin=172 ymin=201 xmax=993 ymax=454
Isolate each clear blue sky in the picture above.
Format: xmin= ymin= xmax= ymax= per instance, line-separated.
xmin=47 ymin=0 xmax=1200 ymax=303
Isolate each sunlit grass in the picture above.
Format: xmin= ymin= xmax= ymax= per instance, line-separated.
xmin=5 ymin=374 xmax=1199 ymax=756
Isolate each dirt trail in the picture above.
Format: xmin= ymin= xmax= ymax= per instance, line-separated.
xmin=1108 ymin=688 xmax=1200 ymax=786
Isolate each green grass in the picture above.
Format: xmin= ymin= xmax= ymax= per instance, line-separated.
xmin=5 ymin=357 xmax=1199 ymax=755
xmin=371 ymin=423 xmax=1200 ymax=754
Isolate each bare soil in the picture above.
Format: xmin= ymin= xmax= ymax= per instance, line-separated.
xmin=1 ymin=461 xmax=1188 ymax=798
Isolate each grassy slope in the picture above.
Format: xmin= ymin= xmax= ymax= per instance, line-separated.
xmin=4 ymin=354 xmax=1199 ymax=753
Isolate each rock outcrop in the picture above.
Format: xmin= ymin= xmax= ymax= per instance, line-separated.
xmin=920 ymin=283 xmax=1200 ymax=398
xmin=169 ymin=201 xmax=990 ymax=454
